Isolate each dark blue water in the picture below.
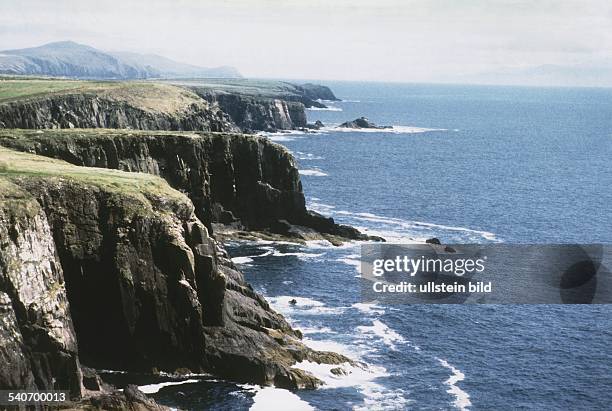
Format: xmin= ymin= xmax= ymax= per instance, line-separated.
xmin=153 ymin=83 xmax=612 ymax=410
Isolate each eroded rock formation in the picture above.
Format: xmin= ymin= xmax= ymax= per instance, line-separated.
xmin=0 ymin=147 xmax=351 ymax=401
xmin=0 ymin=129 xmax=379 ymax=243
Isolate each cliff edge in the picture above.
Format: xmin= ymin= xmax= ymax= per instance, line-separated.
xmin=0 ymin=129 xmax=379 ymax=244
xmin=0 ymin=146 xmax=352 ymax=401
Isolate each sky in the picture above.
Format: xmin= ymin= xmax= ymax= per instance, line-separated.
xmin=2 ymin=0 xmax=612 ymax=85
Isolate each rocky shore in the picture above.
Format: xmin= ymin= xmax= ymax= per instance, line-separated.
xmin=0 ymin=146 xmax=355 ymax=403
xmin=0 ymin=80 xmax=376 ymax=408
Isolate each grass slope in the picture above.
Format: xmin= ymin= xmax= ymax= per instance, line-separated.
xmin=0 ymin=78 xmax=209 ymax=115
xmin=0 ymin=146 xmax=189 ymax=213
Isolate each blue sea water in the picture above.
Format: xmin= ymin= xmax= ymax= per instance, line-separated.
xmin=149 ymin=83 xmax=612 ymax=410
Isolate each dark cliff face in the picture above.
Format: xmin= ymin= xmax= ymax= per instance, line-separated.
xmin=196 ymin=92 xmax=307 ymax=132
xmin=0 ymin=131 xmax=304 ymax=231
xmin=0 ymin=130 xmax=376 ymax=242
xmin=0 ymin=93 xmax=237 ymax=132
xmin=0 ymin=148 xmax=350 ymax=396
xmin=0 ymin=80 xmax=324 ymax=134
xmin=0 ymin=130 xmax=377 ymax=246
xmin=296 ymin=83 xmax=340 ymax=102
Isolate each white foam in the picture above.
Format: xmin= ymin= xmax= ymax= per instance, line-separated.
xmin=231 ymin=250 xmax=274 ymax=264
xmin=351 ymin=303 xmax=385 ymax=315
xmin=307 ymin=106 xmax=342 ymax=111
xmin=329 ymin=209 xmax=500 ymax=243
xmin=250 ymin=387 xmax=314 ymax=411
xmin=437 ymin=358 xmax=472 ymax=410
xmin=307 ymin=201 xmax=336 ymax=214
xmin=138 ymin=379 xmax=200 ymax=394
xmin=298 ymin=325 xmax=336 ymax=335
xmin=296 ymin=151 xmax=324 ymax=160
xmin=308 ymin=199 xmax=499 ymax=243
xmin=336 ymin=257 xmax=362 ymax=276
xmin=267 ymin=296 xmax=346 ymax=316
xmin=294 ymin=361 xmax=385 ymax=389
xmin=292 ymin=360 xmax=410 ymax=410
xmin=324 ymin=125 xmax=447 ymax=134
xmin=266 ymin=134 xmax=297 ymax=142
xmin=356 ymin=320 xmax=406 ymax=351
xmin=299 ymin=169 xmax=328 ymax=177
xmin=231 ymin=256 xmax=254 ymax=264
xmin=271 ymin=250 xmax=324 ymax=259
xmin=302 ymin=337 xmax=354 ymax=356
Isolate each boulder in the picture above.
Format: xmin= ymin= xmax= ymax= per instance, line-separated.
xmin=338 ymin=117 xmax=391 ymax=129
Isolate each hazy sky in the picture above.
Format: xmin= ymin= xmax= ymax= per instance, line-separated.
xmin=2 ymin=0 xmax=612 ymax=83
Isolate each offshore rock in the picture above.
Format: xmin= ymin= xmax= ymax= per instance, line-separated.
xmin=338 ymin=116 xmax=391 ymax=129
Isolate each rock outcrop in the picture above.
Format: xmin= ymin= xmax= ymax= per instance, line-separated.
xmin=338 ymin=117 xmax=391 ymax=129
xmin=0 ymin=83 xmax=237 ymax=132
xmin=0 ymin=179 xmax=82 ymax=397
xmin=0 ymin=147 xmax=352 ymax=399
xmin=0 ymin=79 xmax=341 ymax=134
xmin=0 ymin=129 xmax=380 ymax=243
xmin=296 ymin=83 xmax=340 ymax=102
xmin=196 ymin=92 xmax=307 ymax=132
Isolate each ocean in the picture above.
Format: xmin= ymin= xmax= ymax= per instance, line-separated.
xmin=132 ymin=82 xmax=612 ymax=409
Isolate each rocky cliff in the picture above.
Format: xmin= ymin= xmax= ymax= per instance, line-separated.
xmin=0 ymin=178 xmax=82 ymax=397
xmin=0 ymin=78 xmax=336 ymax=133
xmin=0 ymin=82 xmax=238 ymax=132
xmin=0 ymin=129 xmax=376 ymax=243
xmin=0 ymin=147 xmax=350 ymax=400
xmin=295 ymin=83 xmax=340 ymax=102
xmin=196 ymin=92 xmax=308 ymax=132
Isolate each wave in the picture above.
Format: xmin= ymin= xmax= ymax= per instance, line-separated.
xmin=299 ymin=169 xmax=328 ymax=177
xmin=249 ymin=386 xmax=314 ymax=411
xmin=260 ymin=124 xmax=448 ymax=141
xmin=138 ymin=379 xmax=201 ymax=394
xmin=296 ymin=151 xmax=324 ymax=160
xmin=356 ymin=320 xmax=406 ymax=351
xmin=306 ymin=202 xmax=500 ymax=243
xmin=260 ymin=129 xmax=312 ymax=142
xmin=298 ymin=325 xmax=337 ymax=335
xmin=267 ymin=296 xmax=346 ymax=316
xmin=292 ymin=359 xmax=410 ymax=410
xmin=437 ymin=358 xmax=472 ymax=411
xmin=351 ymin=302 xmax=385 ymax=315
xmin=231 ymin=256 xmax=254 ymax=264
xmin=322 ymin=125 xmax=447 ymax=134
xmin=271 ymin=250 xmax=324 ymax=259
xmin=265 ymin=292 xmax=412 ymax=409
xmin=97 ymin=369 xmax=128 ymax=374
xmin=231 ymin=250 xmax=274 ymax=265
xmin=307 ymin=106 xmax=342 ymax=111
xmin=336 ymin=256 xmax=362 ymax=277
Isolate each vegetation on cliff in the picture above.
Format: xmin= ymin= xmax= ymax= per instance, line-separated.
xmin=0 ymin=77 xmax=334 ymax=132
xmin=0 ymin=129 xmax=380 ymax=244
xmin=0 ymin=146 xmax=353 ymax=401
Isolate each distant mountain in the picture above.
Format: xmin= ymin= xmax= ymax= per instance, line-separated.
xmin=0 ymin=41 xmax=241 ymax=79
xmin=110 ymin=51 xmax=241 ymax=79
